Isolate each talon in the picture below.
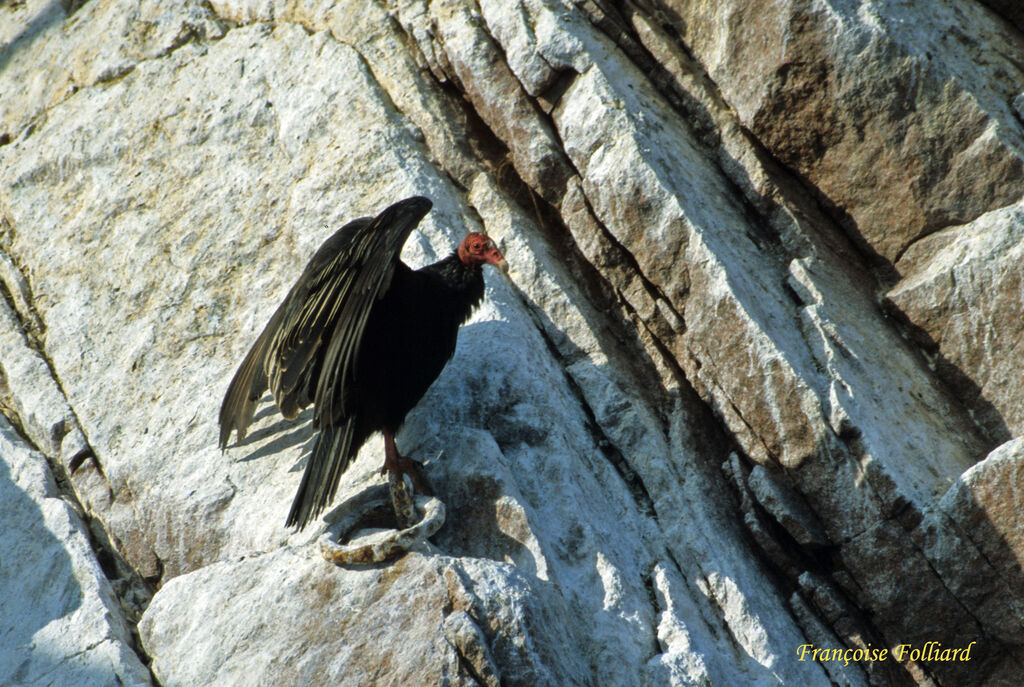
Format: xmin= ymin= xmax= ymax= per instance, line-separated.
xmin=383 ymin=454 xmax=433 ymax=496
xmin=382 ymin=430 xmax=433 ymax=495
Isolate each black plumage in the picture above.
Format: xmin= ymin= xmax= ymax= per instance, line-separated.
xmin=218 ymin=196 xmax=508 ymax=529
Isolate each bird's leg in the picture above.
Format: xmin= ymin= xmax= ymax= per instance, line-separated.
xmin=381 ymin=430 xmax=432 ymax=495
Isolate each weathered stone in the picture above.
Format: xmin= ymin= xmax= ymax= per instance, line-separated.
xmin=140 ymin=550 xmax=478 ymax=687
xmin=0 ymin=294 xmax=81 ymax=460
xmin=837 ymin=520 xmax=990 ymax=685
xmin=2 ymin=0 xmax=1023 ymax=685
xmin=0 ymin=0 xmax=224 ymax=139
xmin=747 ymin=464 xmax=828 ymax=547
xmin=788 ymin=591 xmax=871 ymax=687
xmin=660 ymin=0 xmax=1024 ymax=266
xmin=887 ymin=202 xmax=1024 ymax=440
xmin=443 ymin=610 xmax=502 ymax=687
xmin=937 ymin=438 xmax=1024 ymax=640
xmin=413 ymin=0 xmax=576 ymax=202
xmin=0 ymin=416 xmax=151 ymax=687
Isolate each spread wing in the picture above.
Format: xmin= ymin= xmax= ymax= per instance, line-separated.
xmin=217 ymin=196 xmax=433 ymax=454
xmin=217 ymin=216 xmax=369 ymax=448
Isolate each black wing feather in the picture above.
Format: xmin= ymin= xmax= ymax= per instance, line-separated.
xmin=217 ymin=302 xmax=286 ymax=449
xmin=285 ymin=417 xmax=357 ymax=529
xmin=266 ymin=226 xmax=370 ymax=416
xmin=218 ymin=216 xmax=373 ymax=447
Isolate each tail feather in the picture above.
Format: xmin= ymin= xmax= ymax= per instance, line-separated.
xmin=286 ymin=417 xmax=360 ymax=529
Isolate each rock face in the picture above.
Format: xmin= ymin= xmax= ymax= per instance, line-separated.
xmin=0 ymin=1 xmax=1021 ymax=686
xmin=0 ymin=416 xmax=151 ymax=687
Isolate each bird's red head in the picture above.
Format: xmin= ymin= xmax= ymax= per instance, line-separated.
xmin=458 ymin=232 xmax=509 ymax=274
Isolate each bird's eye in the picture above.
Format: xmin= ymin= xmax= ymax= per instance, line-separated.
xmin=472 ymin=242 xmax=481 ymax=251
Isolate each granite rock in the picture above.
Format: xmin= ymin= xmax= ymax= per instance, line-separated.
xmin=1 ymin=1 xmax=1022 ymax=686
xmin=0 ymin=416 xmax=151 ymax=687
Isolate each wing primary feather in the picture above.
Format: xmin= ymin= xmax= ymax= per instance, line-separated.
xmin=218 ymin=301 xmax=288 ymax=449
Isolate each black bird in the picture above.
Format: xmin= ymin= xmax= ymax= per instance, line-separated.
xmin=218 ymin=196 xmax=508 ymax=529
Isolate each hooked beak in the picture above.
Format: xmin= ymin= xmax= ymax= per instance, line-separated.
xmin=487 ymin=252 xmax=509 ymax=276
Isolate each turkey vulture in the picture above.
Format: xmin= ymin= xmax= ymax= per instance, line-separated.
xmin=218 ymin=196 xmax=508 ymax=529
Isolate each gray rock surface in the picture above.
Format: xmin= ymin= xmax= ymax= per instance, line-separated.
xmin=660 ymin=0 xmax=1024 ymax=266
xmin=888 ymin=201 xmax=1024 ymax=441
xmin=0 ymin=416 xmax=151 ymax=687
xmin=1 ymin=0 xmax=1022 ymax=686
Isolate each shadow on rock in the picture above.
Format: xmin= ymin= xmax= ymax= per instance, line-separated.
xmin=0 ymin=455 xmax=83 ymax=684
xmin=234 ymin=404 xmax=315 ymax=464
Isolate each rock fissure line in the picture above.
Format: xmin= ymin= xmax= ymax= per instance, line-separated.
xmin=0 ymin=228 xmax=46 ymax=344
xmin=580 ymin=190 xmax=690 ymax=327
xmin=31 ymin=412 xmax=158 ymax=681
xmin=627 ymin=297 xmax=690 ymax=387
xmin=734 ymin=462 xmax=910 ymax=686
xmin=701 ymin=367 xmax=779 ymax=466
xmin=717 ymin=468 xmax=854 ymax=682
xmin=0 ymin=243 xmax=102 ymax=469
xmin=930 ymin=507 xmax=1006 ymax=601
xmin=0 ymin=286 xmax=37 ymax=451
xmin=438 ymin=6 xmax=885 ymax=672
xmin=4 ymin=382 xmax=158 ymax=682
xmin=575 ymin=0 xmax=794 ymax=255
xmin=518 ymin=287 xmax=658 ymax=520
xmin=0 ymin=220 xmax=159 ymax=678
xmin=695 ymin=360 xmax=921 ymax=682
xmin=912 ymin=541 xmax=989 ymax=641
xmin=639 ymin=566 xmax=667 ymax=657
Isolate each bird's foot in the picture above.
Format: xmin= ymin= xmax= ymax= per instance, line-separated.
xmin=381 ymin=454 xmax=433 ymax=496
xmin=387 ymin=469 xmax=417 ymax=530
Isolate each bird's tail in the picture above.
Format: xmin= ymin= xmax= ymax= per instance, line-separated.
xmin=286 ymin=417 xmax=359 ymax=529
